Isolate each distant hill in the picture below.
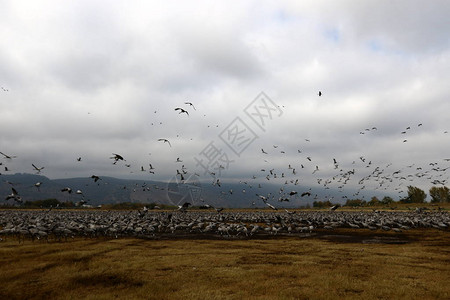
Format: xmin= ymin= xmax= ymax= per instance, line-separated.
xmin=0 ymin=173 xmax=392 ymax=208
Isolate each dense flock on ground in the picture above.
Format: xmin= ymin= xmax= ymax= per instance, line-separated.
xmin=1 ymin=209 xmax=449 ymax=242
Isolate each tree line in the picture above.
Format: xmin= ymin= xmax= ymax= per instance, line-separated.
xmin=313 ymin=185 xmax=450 ymax=208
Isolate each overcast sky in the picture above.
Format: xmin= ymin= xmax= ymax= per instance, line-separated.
xmin=1 ymin=1 xmax=450 ymax=200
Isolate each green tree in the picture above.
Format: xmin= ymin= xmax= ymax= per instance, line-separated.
xmin=429 ymin=186 xmax=450 ymax=203
xmin=381 ymin=196 xmax=394 ymax=205
xmin=368 ymin=196 xmax=380 ymax=206
xmin=345 ymin=199 xmax=366 ymax=207
xmin=402 ymin=186 xmax=426 ymax=203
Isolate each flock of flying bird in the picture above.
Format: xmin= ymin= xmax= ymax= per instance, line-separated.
xmin=1 ymin=89 xmax=450 ymax=243
xmin=1 ymin=90 xmax=450 ymax=213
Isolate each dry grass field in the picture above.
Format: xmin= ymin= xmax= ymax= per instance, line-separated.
xmin=1 ymin=229 xmax=449 ymax=300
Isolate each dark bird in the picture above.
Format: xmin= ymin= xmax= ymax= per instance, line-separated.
xmin=330 ymin=204 xmax=339 ymax=211
xmin=175 ymin=107 xmax=189 ymax=116
xmin=5 ymin=187 xmax=20 ymax=201
xmin=261 ymin=148 xmax=267 ymax=154
xmin=77 ymin=157 xmax=82 ymax=162
xmin=301 ymin=192 xmax=311 ymax=197
xmin=61 ymin=187 xmax=72 ymax=194
xmin=158 ymin=139 xmax=171 ymax=147
xmin=318 ymin=91 xmax=322 ymax=96
xmin=32 ymin=164 xmax=44 ymax=174
xmin=0 ymin=151 xmax=16 ymax=159
xmin=91 ymin=175 xmax=100 ymax=182
xmin=185 ymin=102 xmax=196 ymax=110
xmin=110 ymin=153 xmax=125 ymax=164
xmin=289 ymin=191 xmax=298 ymax=196
xmin=177 ymin=202 xmax=191 ymax=211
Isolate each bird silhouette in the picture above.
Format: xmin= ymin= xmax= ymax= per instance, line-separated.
xmin=184 ymin=102 xmax=196 ymax=110
xmin=32 ymin=164 xmax=44 ymax=174
xmin=158 ymin=139 xmax=171 ymax=147
xmin=110 ymin=153 xmax=125 ymax=164
xmin=175 ymin=107 xmax=189 ymax=116
xmin=61 ymin=187 xmax=72 ymax=193
xmin=0 ymin=152 xmax=16 ymax=159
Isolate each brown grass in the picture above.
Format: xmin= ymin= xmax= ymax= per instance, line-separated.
xmin=1 ymin=229 xmax=449 ymax=300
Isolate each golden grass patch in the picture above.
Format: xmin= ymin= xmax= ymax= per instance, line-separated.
xmin=0 ymin=229 xmax=449 ymax=299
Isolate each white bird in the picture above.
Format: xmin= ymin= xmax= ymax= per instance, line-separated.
xmin=265 ymin=202 xmax=277 ymax=210
xmin=34 ymin=182 xmax=42 ymax=191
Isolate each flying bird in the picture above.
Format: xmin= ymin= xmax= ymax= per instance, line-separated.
xmin=175 ymin=107 xmax=189 ymax=116
xmin=158 ymin=139 xmax=171 ymax=147
xmin=34 ymin=182 xmax=42 ymax=191
xmin=330 ymin=204 xmax=339 ymax=211
xmin=265 ymin=202 xmax=277 ymax=210
xmin=318 ymin=91 xmax=322 ymax=96
xmin=5 ymin=187 xmax=21 ymax=202
xmin=184 ymin=102 xmax=196 ymax=110
xmin=61 ymin=187 xmax=72 ymax=194
xmin=91 ymin=175 xmax=101 ymax=182
xmin=110 ymin=153 xmax=125 ymax=164
xmin=0 ymin=151 xmax=16 ymax=159
xmin=177 ymin=202 xmax=191 ymax=211
xmin=32 ymin=164 xmax=44 ymax=174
